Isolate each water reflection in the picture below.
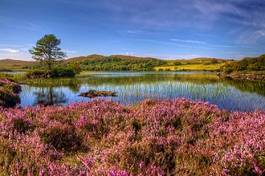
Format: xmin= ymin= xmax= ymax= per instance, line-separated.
xmin=19 ymin=72 xmax=265 ymax=111
xmin=33 ymin=87 xmax=67 ymax=106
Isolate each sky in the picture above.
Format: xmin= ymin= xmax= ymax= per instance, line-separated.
xmin=0 ymin=0 xmax=265 ymax=60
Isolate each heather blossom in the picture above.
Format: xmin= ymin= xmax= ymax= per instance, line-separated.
xmin=0 ymin=99 xmax=264 ymax=175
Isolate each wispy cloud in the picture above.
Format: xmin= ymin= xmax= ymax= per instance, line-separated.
xmin=127 ymin=30 xmax=143 ymax=34
xmin=170 ymin=38 xmax=207 ymax=45
xmin=0 ymin=48 xmax=20 ymax=53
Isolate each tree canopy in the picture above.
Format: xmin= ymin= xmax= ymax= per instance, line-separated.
xmin=29 ymin=34 xmax=66 ymax=70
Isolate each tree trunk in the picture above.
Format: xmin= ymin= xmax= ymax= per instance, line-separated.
xmin=47 ymin=58 xmax=52 ymax=71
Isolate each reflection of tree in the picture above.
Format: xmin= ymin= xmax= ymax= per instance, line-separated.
xmin=68 ymin=80 xmax=81 ymax=93
xmin=33 ymin=87 xmax=67 ymax=106
xmin=224 ymin=79 xmax=265 ymax=97
xmin=85 ymin=73 xmax=220 ymax=86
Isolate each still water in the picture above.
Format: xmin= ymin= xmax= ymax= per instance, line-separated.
xmin=19 ymin=72 xmax=265 ymax=111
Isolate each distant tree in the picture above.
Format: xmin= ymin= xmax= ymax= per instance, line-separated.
xmin=29 ymin=34 xmax=66 ymax=71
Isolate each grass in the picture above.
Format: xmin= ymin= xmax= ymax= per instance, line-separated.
xmin=155 ymin=63 xmax=225 ymax=71
xmin=0 ymin=59 xmax=34 ymax=71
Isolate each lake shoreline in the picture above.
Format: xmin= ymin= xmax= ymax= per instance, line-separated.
xmin=2 ymin=71 xmax=265 ymax=111
xmin=218 ymin=71 xmax=265 ymax=81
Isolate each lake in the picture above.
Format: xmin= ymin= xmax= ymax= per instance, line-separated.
xmin=18 ymin=71 xmax=265 ymax=112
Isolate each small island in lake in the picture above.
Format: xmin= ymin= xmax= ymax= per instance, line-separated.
xmin=79 ymin=90 xmax=117 ymax=98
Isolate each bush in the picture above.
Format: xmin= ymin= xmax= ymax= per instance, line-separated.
xmin=26 ymin=70 xmax=51 ymax=79
xmin=51 ymin=67 xmax=76 ymax=78
xmin=26 ymin=67 xmax=76 ymax=79
xmin=13 ymin=119 xmax=34 ymax=134
xmin=85 ymin=119 xmax=109 ymax=139
xmin=41 ymin=125 xmax=84 ymax=152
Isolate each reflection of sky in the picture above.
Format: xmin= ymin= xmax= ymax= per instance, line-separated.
xmin=20 ymin=79 xmax=265 ymax=112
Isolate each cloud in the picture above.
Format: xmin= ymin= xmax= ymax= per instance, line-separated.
xmin=238 ymin=29 xmax=265 ymax=44
xmin=170 ymin=38 xmax=207 ymax=45
xmin=127 ymin=30 xmax=144 ymax=34
xmin=64 ymin=49 xmax=77 ymax=54
xmin=0 ymin=48 xmax=20 ymax=53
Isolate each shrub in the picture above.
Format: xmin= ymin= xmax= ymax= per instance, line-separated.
xmin=41 ymin=125 xmax=84 ymax=152
xmin=26 ymin=67 xmax=76 ymax=79
xmin=13 ymin=118 xmax=34 ymax=134
xmin=0 ymin=99 xmax=264 ymax=175
xmin=132 ymin=119 xmax=141 ymax=134
xmin=85 ymin=119 xmax=109 ymax=139
xmin=171 ymin=117 xmax=182 ymax=129
xmin=51 ymin=67 xmax=76 ymax=78
xmin=26 ymin=70 xmax=51 ymax=79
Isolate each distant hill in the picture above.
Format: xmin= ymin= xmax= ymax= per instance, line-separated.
xmin=0 ymin=55 xmax=229 ymax=72
xmin=0 ymin=59 xmax=35 ymax=71
xmin=66 ymin=55 xmax=165 ymax=71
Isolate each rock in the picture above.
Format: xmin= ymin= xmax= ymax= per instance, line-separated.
xmin=0 ymin=78 xmax=21 ymax=108
xmin=0 ymin=88 xmax=20 ymax=108
xmin=79 ymin=90 xmax=117 ymax=98
xmin=0 ymin=78 xmax=22 ymax=94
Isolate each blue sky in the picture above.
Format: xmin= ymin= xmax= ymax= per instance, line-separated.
xmin=0 ymin=0 xmax=265 ymax=60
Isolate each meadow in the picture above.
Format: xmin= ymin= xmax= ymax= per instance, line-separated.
xmin=154 ymin=63 xmax=224 ymax=71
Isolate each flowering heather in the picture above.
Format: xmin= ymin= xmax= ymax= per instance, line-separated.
xmin=0 ymin=99 xmax=264 ymax=175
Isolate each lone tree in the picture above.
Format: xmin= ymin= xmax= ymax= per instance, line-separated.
xmin=29 ymin=34 xmax=66 ymax=70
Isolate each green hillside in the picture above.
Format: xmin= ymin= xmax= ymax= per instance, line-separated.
xmin=221 ymin=54 xmax=265 ymax=73
xmin=0 ymin=59 xmax=34 ymax=71
xmin=66 ymin=55 xmax=166 ymax=71
xmin=0 ymin=55 xmax=232 ymax=72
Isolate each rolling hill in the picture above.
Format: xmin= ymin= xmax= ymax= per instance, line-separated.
xmin=0 ymin=59 xmax=35 ymax=71
xmin=0 ymin=55 xmax=228 ymax=72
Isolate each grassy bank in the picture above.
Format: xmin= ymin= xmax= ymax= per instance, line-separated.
xmin=220 ymin=71 xmax=265 ymax=81
xmin=0 ymin=99 xmax=264 ymax=175
xmin=220 ymin=55 xmax=265 ymax=81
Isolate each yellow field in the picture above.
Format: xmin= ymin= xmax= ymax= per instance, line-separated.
xmin=154 ymin=63 xmax=224 ymax=71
